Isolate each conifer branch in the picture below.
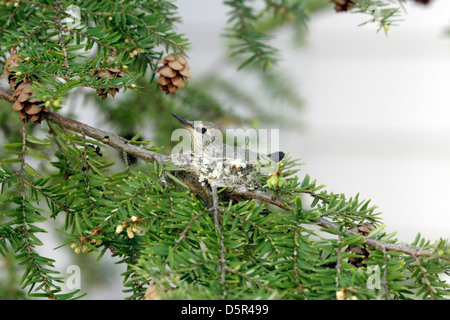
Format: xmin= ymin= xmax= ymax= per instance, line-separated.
xmin=55 ymin=0 xmax=70 ymax=80
xmin=0 ymin=4 xmax=19 ymax=35
xmin=19 ymin=119 xmax=55 ymax=299
xmin=211 ymin=186 xmax=227 ymax=298
xmin=0 ymin=86 xmax=447 ymax=263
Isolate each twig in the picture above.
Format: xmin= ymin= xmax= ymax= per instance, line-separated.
xmin=412 ymin=253 xmax=436 ymax=300
xmin=0 ymin=4 xmax=19 ymax=35
xmin=19 ymin=120 xmax=55 ymax=299
xmin=171 ymin=211 xmax=208 ymax=254
xmin=55 ymin=1 xmax=70 ymax=80
xmin=211 ymin=185 xmax=227 ymax=299
xmin=382 ymin=246 xmax=391 ymax=300
xmin=45 ymin=111 xmax=169 ymax=164
xmin=0 ymin=87 xmax=14 ymax=102
xmin=335 ymin=228 xmax=343 ymax=287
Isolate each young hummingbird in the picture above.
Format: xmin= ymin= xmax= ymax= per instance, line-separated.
xmin=170 ymin=113 xmax=285 ymax=164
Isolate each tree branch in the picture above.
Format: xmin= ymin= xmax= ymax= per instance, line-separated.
xmin=0 ymin=86 xmax=447 ymax=261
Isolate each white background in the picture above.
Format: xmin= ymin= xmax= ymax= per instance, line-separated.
xmin=177 ymin=0 xmax=450 ymax=243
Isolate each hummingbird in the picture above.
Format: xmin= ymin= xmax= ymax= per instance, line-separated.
xmin=170 ymin=113 xmax=285 ymax=202
xmin=170 ymin=113 xmax=285 ymax=165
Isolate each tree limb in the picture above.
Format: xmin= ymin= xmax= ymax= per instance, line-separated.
xmin=0 ymin=86 xmax=448 ymax=261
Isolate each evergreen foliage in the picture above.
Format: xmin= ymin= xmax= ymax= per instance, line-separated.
xmin=0 ymin=0 xmax=448 ymax=300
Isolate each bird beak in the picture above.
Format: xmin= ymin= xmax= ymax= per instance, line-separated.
xmin=171 ymin=113 xmax=194 ymax=129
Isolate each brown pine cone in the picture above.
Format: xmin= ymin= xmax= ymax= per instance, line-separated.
xmin=330 ymin=0 xmax=355 ymax=12
xmin=1 ymin=53 xmax=26 ymax=90
xmin=156 ymin=53 xmax=190 ymax=94
xmin=346 ymin=223 xmax=375 ymax=268
xmin=93 ymin=56 xmax=126 ymax=99
xmin=11 ymin=81 xmax=49 ymax=124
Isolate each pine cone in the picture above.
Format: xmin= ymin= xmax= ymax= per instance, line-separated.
xmin=330 ymin=0 xmax=355 ymax=12
xmin=11 ymin=81 xmax=49 ymax=124
xmin=1 ymin=53 xmax=26 ymax=90
xmin=156 ymin=53 xmax=190 ymax=94
xmin=93 ymin=56 xmax=126 ymax=99
xmin=346 ymin=223 xmax=375 ymax=268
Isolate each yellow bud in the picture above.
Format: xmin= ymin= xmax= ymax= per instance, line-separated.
xmin=131 ymin=215 xmax=138 ymax=222
xmin=45 ymin=101 xmax=51 ymax=108
xmin=15 ymin=71 xmax=22 ymax=76
xmin=133 ymin=49 xmax=138 ymax=55
xmin=70 ymin=242 xmax=77 ymax=249
xmin=336 ymin=290 xmax=345 ymax=300
xmin=96 ymin=239 xmax=102 ymax=245
xmin=52 ymin=100 xmax=60 ymax=107
xmin=131 ymin=227 xmax=140 ymax=234
xmin=74 ymin=247 xmax=81 ymax=254
xmin=127 ymin=227 xmax=134 ymax=239
xmin=82 ymin=245 xmax=89 ymax=253
xmin=115 ymin=224 xmax=124 ymax=234
xmin=128 ymin=83 xmax=137 ymax=89
xmin=108 ymin=16 xmax=113 ymax=21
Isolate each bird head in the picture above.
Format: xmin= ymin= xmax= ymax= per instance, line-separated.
xmin=171 ymin=113 xmax=222 ymax=153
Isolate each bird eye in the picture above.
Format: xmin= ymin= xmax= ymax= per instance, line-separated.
xmin=201 ymin=127 xmax=207 ymax=134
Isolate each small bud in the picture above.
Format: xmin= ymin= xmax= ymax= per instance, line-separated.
xmin=268 ymin=175 xmax=279 ymax=188
xmin=128 ymin=83 xmax=136 ymax=89
xmin=95 ymin=239 xmax=102 ymax=245
xmin=132 ymin=49 xmax=138 ymax=55
xmin=70 ymin=242 xmax=77 ymax=249
xmin=24 ymin=57 xmax=30 ymax=61
xmin=82 ymin=245 xmax=89 ymax=253
xmin=131 ymin=227 xmax=140 ymax=234
xmin=45 ymin=101 xmax=51 ymax=108
xmin=115 ymin=224 xmax=124 ymax=234
xmin=122 ymin=65 xmax=128 ymax=70
xmin=336 ymin=290 xmax=345 ymax=300
xmin=74 ymin=247 xmax=81 ymax=254
xmin=52 ymin=100 xmax=60 ymax=107
xmin=131 ymin=215 xmax=138 ymax=222
xmin=108 ymin=16 xmax=113 ymax=21
xmin=15 ymin=71 xmax=22 ymax=76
